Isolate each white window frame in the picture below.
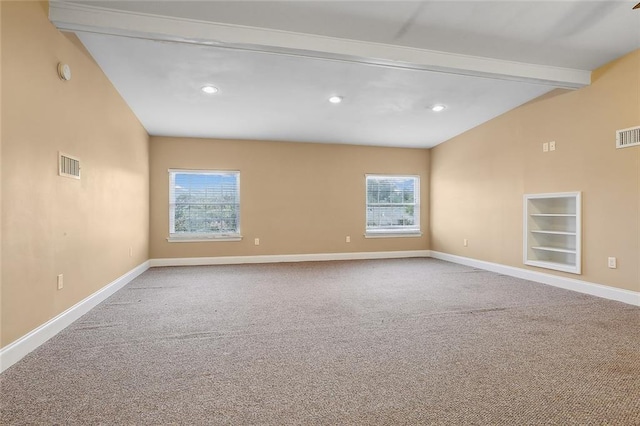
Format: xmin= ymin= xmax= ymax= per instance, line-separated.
xmin=168 ymin=169 xmax=242 ymax=242
xmin=365 ymin=174 xmax=421 ymax=238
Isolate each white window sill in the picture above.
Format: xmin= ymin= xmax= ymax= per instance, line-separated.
xmin=365 ymin=231 xmax=423 ymax=239
xmin=167 ymin=235 xmax=243 ymax=243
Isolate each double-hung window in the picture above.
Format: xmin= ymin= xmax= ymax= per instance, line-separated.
xmin=168 ymin=169 xmax=241 ymax=242
xmin=366 ymin=175 xmax=421 ymax=237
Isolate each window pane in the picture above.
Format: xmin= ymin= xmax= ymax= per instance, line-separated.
xmin=169 ymin=170 xmax=240 ymax=236
xmin=366 ymin=175 xmax=419 ymax=232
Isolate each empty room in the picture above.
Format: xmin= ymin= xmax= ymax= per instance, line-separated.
xmin=1 ymin=1 xmax=639 ymax=424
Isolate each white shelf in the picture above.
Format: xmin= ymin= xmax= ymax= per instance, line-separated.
xmin=524 ymin=192 xmax=581 ymax=274
xmin=531 ymin=246 xmax=576 ymax=254
xmin=530 ymin=213 xmax=576 ymax=217
xmin=530 ymin=230 xmax=576 ymax=236
xmin=525 ymin=260 xmax=579 ymax=274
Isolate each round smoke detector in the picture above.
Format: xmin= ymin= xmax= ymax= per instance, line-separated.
xmin=57 ymin=63 xmax=71 ymax=81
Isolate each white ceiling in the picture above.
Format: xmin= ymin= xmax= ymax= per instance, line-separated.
xmin=53 ymin=1 xmax=640 ymax=148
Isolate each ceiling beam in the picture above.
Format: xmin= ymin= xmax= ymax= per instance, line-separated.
xmin=49 ymin=1 xmax=591 ymax=89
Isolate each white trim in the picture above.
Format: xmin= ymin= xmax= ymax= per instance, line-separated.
xmin=150 ymin=250 xmax=431 ymax=267
xmin=430 ymin=251 xmax=639 ymax=306
xmin=364 ymin=233 xmax=423 ymax=239
xmin=0 ymin=261 xmax=150 ymax=373
xmin=168 ymin=168 xmax=240 ymax=175
xmin=167 ymin=236 xmax=243 ymax=243
xmin=48 ymin=1 xmax=590 ymax=89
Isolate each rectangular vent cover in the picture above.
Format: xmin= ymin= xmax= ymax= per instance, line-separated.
xmin=616 ymin=126 xmax=640 ymax=149
xmin=59 ymin=152 xmax=80 ymax=179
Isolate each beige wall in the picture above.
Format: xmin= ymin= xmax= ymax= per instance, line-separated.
xmin=1 ymin=2 xmax=149 ymax=347
xmin=150 ymin=137 xmax=429 ymax=259
xmin=1 ymin=1 xmax=636 ymax=353
xmin=431 ymin=50 xmax=640 ymax=292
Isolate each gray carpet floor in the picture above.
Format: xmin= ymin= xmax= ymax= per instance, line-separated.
xmin=1 ymin=258 xmax=638 ymax=425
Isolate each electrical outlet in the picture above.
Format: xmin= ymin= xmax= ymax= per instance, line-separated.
xmin=346 ymin=236 xmax=351 ymax=243
xmin=254 ymin=238 xmax=260 ymax=246
xmin=608 ymin=257 xmax=617 ymax=269
xmin=129 ymin=247 xmax=133 ymax=257
xmin=549 ymin=141 xmax=556 ymax=151
xmin=57 ymin=274 xmax=64 ymax=290
xmin=463 ymin=239 xmax=468 ymax=247
xmin=543 ymin=142 xmax=549 ymax=152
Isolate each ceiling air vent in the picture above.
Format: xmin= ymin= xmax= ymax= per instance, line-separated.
xmin=616 ymin=126 xmax=640 ymax=149
xmin=59 ymin=152 xmax=81 ymax=179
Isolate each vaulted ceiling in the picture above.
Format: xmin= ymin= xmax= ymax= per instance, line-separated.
xmin=52 ymin=1 xmax=640 ymax=148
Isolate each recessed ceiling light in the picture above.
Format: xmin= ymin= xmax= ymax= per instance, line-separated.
xmin=201 ymin=85 xmax=218 ymax=94
xmin=431 ymin=104 xmax=446 ymax=112
xmin=328 ymin=96 xmax=343 ymax=104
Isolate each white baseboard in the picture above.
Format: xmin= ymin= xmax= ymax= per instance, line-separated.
xmin=149 ymin=250 xmax=431 ymax=267
xmin=0 ymin=261 xmax=150 ymax=373
xmin=430 ymin=251 xmax=639 ymax=306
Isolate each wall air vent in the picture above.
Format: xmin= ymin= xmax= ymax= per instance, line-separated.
xmin=616 ymin=126 xmax=640 ymax=149
xmin=59 ymin=152 xmax=81 ymax=179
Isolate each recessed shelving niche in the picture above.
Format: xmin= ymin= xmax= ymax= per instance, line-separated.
xmin=524 ymin=192 xmax=581 ymax=274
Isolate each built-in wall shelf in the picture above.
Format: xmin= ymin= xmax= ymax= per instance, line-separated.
xmin=524 ymin=192 xmax=581 ymax=274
